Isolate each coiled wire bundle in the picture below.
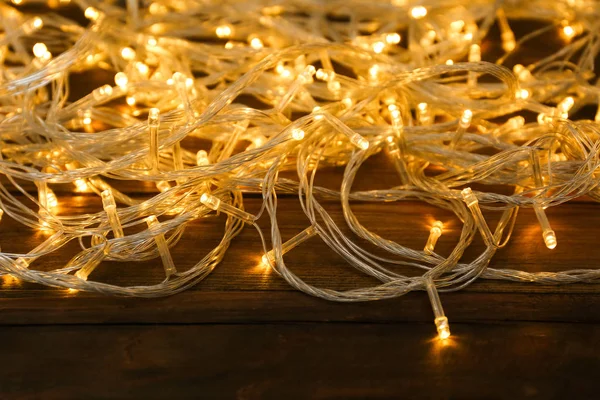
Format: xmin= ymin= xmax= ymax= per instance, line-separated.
xmin=0 ymin=0 xmax=599 ymax=339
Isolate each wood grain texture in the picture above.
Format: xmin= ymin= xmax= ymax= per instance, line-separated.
xmin=1 ymin=322 xmax=599 ymax=400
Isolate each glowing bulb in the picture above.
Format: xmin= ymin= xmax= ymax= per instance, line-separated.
xmin=262 ymin=226 xmax=318 ymax=267
xmin=46 ymin=190 xmax=58 ymax=209
xmin=436 ymin=317 xmax=451 ymax=340
xmin=121 ymin=47 xmax=136 ymax=60
xmin=557 ymin=96 xmax=574 ymax=118
xmin=372 ymin=41 xmax=385 ymax=54
xmin=467 ymin=45 xmax=481 ymax=88
xmin=261 ymin=254 xmax=270 ymax=266
xmin=135 ymin=62 xmax=149 ymax=76
xmin=278 ymin=66 xmax=292 ymax=79
xmin=451 ymin=110 xmax=473 ymax=148
xmin=368 ymin=64 xmax=380 ymax=83
xmin=460 ymin=109 xmax=472 ymax=127
xmin=126 ymin=96 xmax=136 ymax=106
xmin=291 ymin=128 xmax=305 ymax=140
xmin=146 ymin=36 xmax=158 ymax=47
xmin=201 ymin=193 xmax=256 ymax=223
xmin=417 ymin=102 xmax=431 ymax=125
xmin=115 ymin=72 xmax=128 ymax=88
xmin=74 ymin=179 xmax=88 ymax=192
xmin=534 ymin=204 xmax=557 ymax=250
xmin=446 ymin=59 xmax=454 ymax=65
xmin=32 ymin=18 xmax=43 ymax=30
xmin=82 ymin=110 xmax=92 ymax=126
xmin=410 ymin=6 xmax=427 ymax=19
xmin=32 ymin=43 xmax=48 ymax=58
xmin=316 ymin=68 xmax=335 ymax=81
xmin=425 ymin=278 xmax=451 ymax=340
xmin=146 ymin=215 xmax=177 ymax=277
xmin=461 ymin=188 xmax=496 ymax=247
xmin=385 ymin=33 xmax=401 ymax=44
xmin=250 ymin=37 xmax=264 ymax=49
xmin=450 ymin=20 xmax=465 ymax=32
xmin=101 ymin=189 xmax=124 ymax=238
xmin=156 ymin=181 xmax=170 ymax=192
xmin=513 ymin=64 xmax=532 ymax=82
xmin=312 ymin=106 xmax=324 ymax=121
xmin=350 ymin=133 xmax=369 ymax=150
xmin=516 ymin=88 xmax=530 ymax=99
xmin=196 ymin=150 xmax=209 ymax=166
xmin=149 ymin=2 xmax=168 ymax=15
xmin=84 ymin=7 xmax=100 ymax=20
xmin=501 ymin=31 xmax=516 ymax=52
xmin=216 ymin=25 xmax=233 ymax=38
xmin=424 ymin=221 xmax=443 ymax=255
xmin=563 ymin=25 xmax=575 ymax=39
xmin=93 ymin=84 xmax=113 ymax=100
xmin=12 ymin=0 xmax=23 ymax=4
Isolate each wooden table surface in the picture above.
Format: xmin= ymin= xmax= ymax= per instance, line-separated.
xmin=1 ymin=8 xmax=600 ymax=400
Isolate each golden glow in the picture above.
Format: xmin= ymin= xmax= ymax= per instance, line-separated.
xmin=291 ymin=128 xmax=305 ymax=140
xmin=115 ymin=72 xmax=128 ymax=88
xmin=121 ymin=47 xmax=136 ymax=60
xmin=32 ymin=17 xmax=43 ymax=30
xmin=32 ymin=43 xmax=48 ymax=58
xmin=385 ymin=33 xmax=401 ymax=44
xmin=562 ymin=25 xmax=575 ymax=39
xmin=372 ymin=41 xmax=385 ymax=54
xmin=410 ymin=6 xmax=427 ymax=19
xmin=424 ymin=221 xmax=443 ymax=254
xmin=250 ymin=37 xmax=264 ymax=49
xmin=84 ymin=7 xmax=100 ymax=20
xmin=216 ymin=25 xmax=233 ymax=38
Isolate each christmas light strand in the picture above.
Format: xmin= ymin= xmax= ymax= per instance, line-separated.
xmin=0 ymin=0 xmax=599 ymax=340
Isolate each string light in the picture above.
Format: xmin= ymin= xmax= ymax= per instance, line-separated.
xmin=0 ymin=1 xmax=599 ymax=341
xmin=410 ymin=6 xmax=427 ymax=19
xmin=216 ymin=25 xmax=233 ymax=38
xmin=424 ymin=221 xmax=443 ymax=255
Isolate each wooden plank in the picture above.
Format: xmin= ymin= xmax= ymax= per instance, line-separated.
xmin=1 ymin=322 xmax=599 ymax=399
xmin=2 ymin=290 xmax=600 ymax=325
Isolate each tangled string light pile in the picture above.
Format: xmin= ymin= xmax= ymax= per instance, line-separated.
xmin=1 ymin=0 xmax=599 ymax=339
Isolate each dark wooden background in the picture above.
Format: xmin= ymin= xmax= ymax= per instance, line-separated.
xmin=1 ymin=7 xmax=600 ymax=400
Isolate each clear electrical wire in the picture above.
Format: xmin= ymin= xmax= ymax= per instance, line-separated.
xmin=0 ymin=0 xmax=599 ymax=339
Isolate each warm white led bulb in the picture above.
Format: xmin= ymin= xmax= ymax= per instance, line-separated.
xmin=121 ymin=47 xmax=136 ymax=60
xmin=115 ymin=72 xmax=128 ymax=88
xmin=250 ymin=37 xmax=264 ymax=49
xmin=32 ymin=43 xmax=48 ymax=58
xmin=385 ymin=33 xmax=401 ymax=44
xmin=84 ymin=7 xmax=100 ymax=20
xmin=216 ymin=25 xmax=233 ymax=38
xmin=410 ymin=6 xmax=427 ymax=19
xmin=372 ymin=41 xmax=385 ymax=54
xmin=291 ymin=128 xmax=305 ymax=140
xmin=196 ymin=150 xmax=209 ymax=166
